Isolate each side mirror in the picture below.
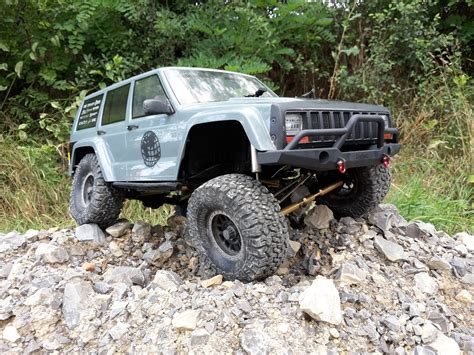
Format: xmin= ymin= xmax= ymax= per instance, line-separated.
xmin=143 ymin=97 xmax=174 ymax=115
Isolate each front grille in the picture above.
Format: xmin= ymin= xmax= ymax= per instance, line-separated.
xmin=300 ymin=111 xmax=383 ymax=143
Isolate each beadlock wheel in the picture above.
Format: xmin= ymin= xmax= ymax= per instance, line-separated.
xmin=187 ymin=174 xmax=288 ymax=282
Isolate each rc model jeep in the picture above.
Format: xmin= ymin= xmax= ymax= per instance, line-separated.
xmin=68 ymin=67 xmax=400 ymax=281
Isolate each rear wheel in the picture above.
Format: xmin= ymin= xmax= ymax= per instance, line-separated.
xmin=70 ymin=153 xmax=124 ymax=228
xmin=187 ymin=174 xmax=288 ymax=281
xmin=314 ymin=164 xmax=391 ymax=218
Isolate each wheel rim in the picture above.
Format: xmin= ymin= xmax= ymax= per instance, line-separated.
xmin=81 ymin=173 xmax=94 ymax=206
xmin=208 ymin=211 xmax=242 ymax=256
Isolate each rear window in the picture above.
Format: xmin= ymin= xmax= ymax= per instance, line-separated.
xmin=101 ymin=84 xmax=130 ymax=125
xmin=76 ymin=94 xmax=103 ymax=130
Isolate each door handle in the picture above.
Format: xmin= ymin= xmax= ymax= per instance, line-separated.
xmin=97 ymin=130 xmax=106 ymax=136
xmin=127 ymin=124 xmax=139 ymax=131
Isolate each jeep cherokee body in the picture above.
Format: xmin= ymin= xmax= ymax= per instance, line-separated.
xmin=69 ymin=67 xmax=400 ymax=281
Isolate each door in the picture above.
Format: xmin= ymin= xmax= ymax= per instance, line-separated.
xmin=97 ymin=83 xmax=131 ymax=181
xmin=126 ymin=74 xmax=179 ymax=181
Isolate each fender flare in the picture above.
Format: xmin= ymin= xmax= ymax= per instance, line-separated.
xmin=69 ymin=139 xmax=115 ymax=181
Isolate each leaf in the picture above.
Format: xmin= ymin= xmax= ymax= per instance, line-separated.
xmin=32 ymin=42 xmax=39 ymax=52
xmin=342 ymin=46 xmax=360 ymax=56
xmin=0 ymin=41 xmax=9 ymax=52
xmin=468 ymin=175 xmax=474 ymax=184
xmin=18 ymin=123 xmax=28 ymax=130
xmin=18 ymin=130 xmax=27 ymax=140
xmin=0 ymin=85 xmax=7 ymax=91
xmin=0 ymin=63 xmax=7 ymax=71
xmin=51 ymin=101 xmax=61 ymax=109
xmin=349 ymin=13 xmax=362 ymax=21
xmin=15 ymin=61 xmax=23 ymax=77
xmin=315 ymin=18 xmax=333 ymax=26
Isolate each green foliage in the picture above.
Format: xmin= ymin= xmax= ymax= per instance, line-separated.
xmin=0 ymin=0 xmax=472 ymax=233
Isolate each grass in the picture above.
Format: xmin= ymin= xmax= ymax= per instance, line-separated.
xmin=0 ymin=139 xmax=173 ymax=233
xmin=387 ymin=154 xmax=473 ymax=234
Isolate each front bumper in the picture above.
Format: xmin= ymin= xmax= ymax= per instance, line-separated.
xmin=258 ymin=113 xmax=401 ymax=171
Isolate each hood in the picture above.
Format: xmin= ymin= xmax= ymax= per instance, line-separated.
xmin=227 ymin=97 xmax=389 ymax=113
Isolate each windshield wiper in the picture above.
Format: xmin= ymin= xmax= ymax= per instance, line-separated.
xmin=245 ymin=87 xmax=267 ymax=97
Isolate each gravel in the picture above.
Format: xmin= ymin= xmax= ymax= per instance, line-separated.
xmin=0 ymin=205 xmax=472 ymax=353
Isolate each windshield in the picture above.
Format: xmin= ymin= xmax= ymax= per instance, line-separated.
xmin=163 ymin=68 xmax=277 ymax=105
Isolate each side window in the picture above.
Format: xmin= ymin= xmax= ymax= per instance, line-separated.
xmin=77 ymin=94 xmax=103 ymax=130
xmin=101 ymin=84 xmax=130 ymax=125
xmin=132 ymin=75 xmax=166 ymax=118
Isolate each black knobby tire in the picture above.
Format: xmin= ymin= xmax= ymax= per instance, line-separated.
xmin=187 ymin=174 xmax=288 ymax=282
xmin=317 ymin=164 xmax=391 ymax=218
xmin=70 ymin=153 xmax=124 ymax=228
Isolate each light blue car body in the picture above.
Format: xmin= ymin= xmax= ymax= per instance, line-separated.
xmin=69 ymin=67 xmax=386 ymax=182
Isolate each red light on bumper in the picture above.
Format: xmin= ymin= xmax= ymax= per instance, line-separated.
xmin=337 ymin=159 xmax=346 ymax=174
xmin=382 ymin=154 xmax=391 ymax=168
xmin=286 ymin=136 xmax=309 ymax=144
xmin=384 ymin=133 xmax=393 ymax=140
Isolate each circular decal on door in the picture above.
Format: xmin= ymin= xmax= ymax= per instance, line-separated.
xmin=141 ymin=131 xmax=161 ymax=167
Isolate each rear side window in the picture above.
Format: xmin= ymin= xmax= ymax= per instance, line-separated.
xmin=132 ymin=75 xmax=166 ymax=118
xmin=77 ymin=94 xmax=103 ymax=130
xmin=101 ymin=84 xmax=130 ymax=125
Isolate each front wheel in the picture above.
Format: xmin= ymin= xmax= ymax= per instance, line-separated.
xmin=315 ymin=164 xmax=391 ymax=218
xmin=187 ymin=174 xmax=288 ymax=282
xmin=70 ymin=153 xmax=124 ymax=228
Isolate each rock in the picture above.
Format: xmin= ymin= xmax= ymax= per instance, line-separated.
xmin=151 ymin=270 xmax=182 ymax=292
xmin=0 ymin=232 xmax=26 ymax=252
xmin=454 ymin=232 xmax=474 ymax=251
xmin=35 ymin=243 xmax=69 ymax=263
xmin=166 ymin=215 xmax=187 ymax=236
xmin=109 ymin=321 xmax=129 ymax=340
xmin=157 ymin=240 xmax=174 ymax=261
xmin=421 ymin=322 xmax=438 ymax=343
xmin=406 ymin=221 xmax=437 ymax=239
xmin=103 ymin=266 xmax=146 ymax=286
xmin=461 ymin=273 xmax=474 ymax=285
xmin=414 ymin=272 xmax=438 ymax=294
xmin=426 ymin=332 xmax=461 ymax=355
xmin=82 ymin=262 xmax=95 ymax=272
xmin=240 ymin=328 xmax=268 ymax=355
xmin=201 ymin=275 xmax=223 ymax=288
xmin=427 ymin=256 xmax=451 ymax=271
xmin=0 ymin=296 xmax=13 ymax=320
xmin=368 ymin=211 xmax=394 ymax=234
xmin=0 ymin=262 xmax=12 ymax=279
xmin=189 ymin=328 xmax=210 ymax=347
xmin=304 ymin=205 xmax=334 ymax=229
xmin=383 ymin=315 xmax=401 ymax=332
xmin=329 ymin=328 xmax=340 ymax=338
xmin=336 ymin=262 xmax=367 ymax=285
xmin=374 ymin=235 xmax=408 ymax=262
xmin=299 ymin=276 xmax=343 ymax=325
xmin=62 ymin=280 xmax=96 ymax=329
xmin=24 ymin=288 xmax=55 ymax=306
xmin=455 ymin=289 xmax=472 ymax=303
xmin=106 ymin=221 xmax=131 ymax=237
xmin=75 ymin=224 xmax=105 ymax=245
xmin=172 ymin=309 xmax=199 ymax=330
xmin=3 ymin=325 xmax=21 ymax=342
xmin=287 ymin=240 xmax=301 ymax=257
xmin=94 ymin=282 xmax=112 ymax=294
xmin=24 ymin=229 xmax=39 ymax=241
xmin=428 ymin=311 xmax=450 ymax=333
xmin=131 ymin=221 xmax=151 ymax=244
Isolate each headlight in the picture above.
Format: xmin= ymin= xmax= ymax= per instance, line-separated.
xmin=285 ymin=113 xmax=303 ymax=136
xmin=381 ymin=115 xmax=390 ymax=128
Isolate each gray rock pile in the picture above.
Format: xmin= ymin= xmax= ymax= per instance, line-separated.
xmin=0 ymin=205 xmax=473 ymax=354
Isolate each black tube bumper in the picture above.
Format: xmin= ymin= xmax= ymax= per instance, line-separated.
xmin=258 ymin=143 xmax=401 ymax=171
xmin=258 ymin=113 xmax=401 ymax=171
